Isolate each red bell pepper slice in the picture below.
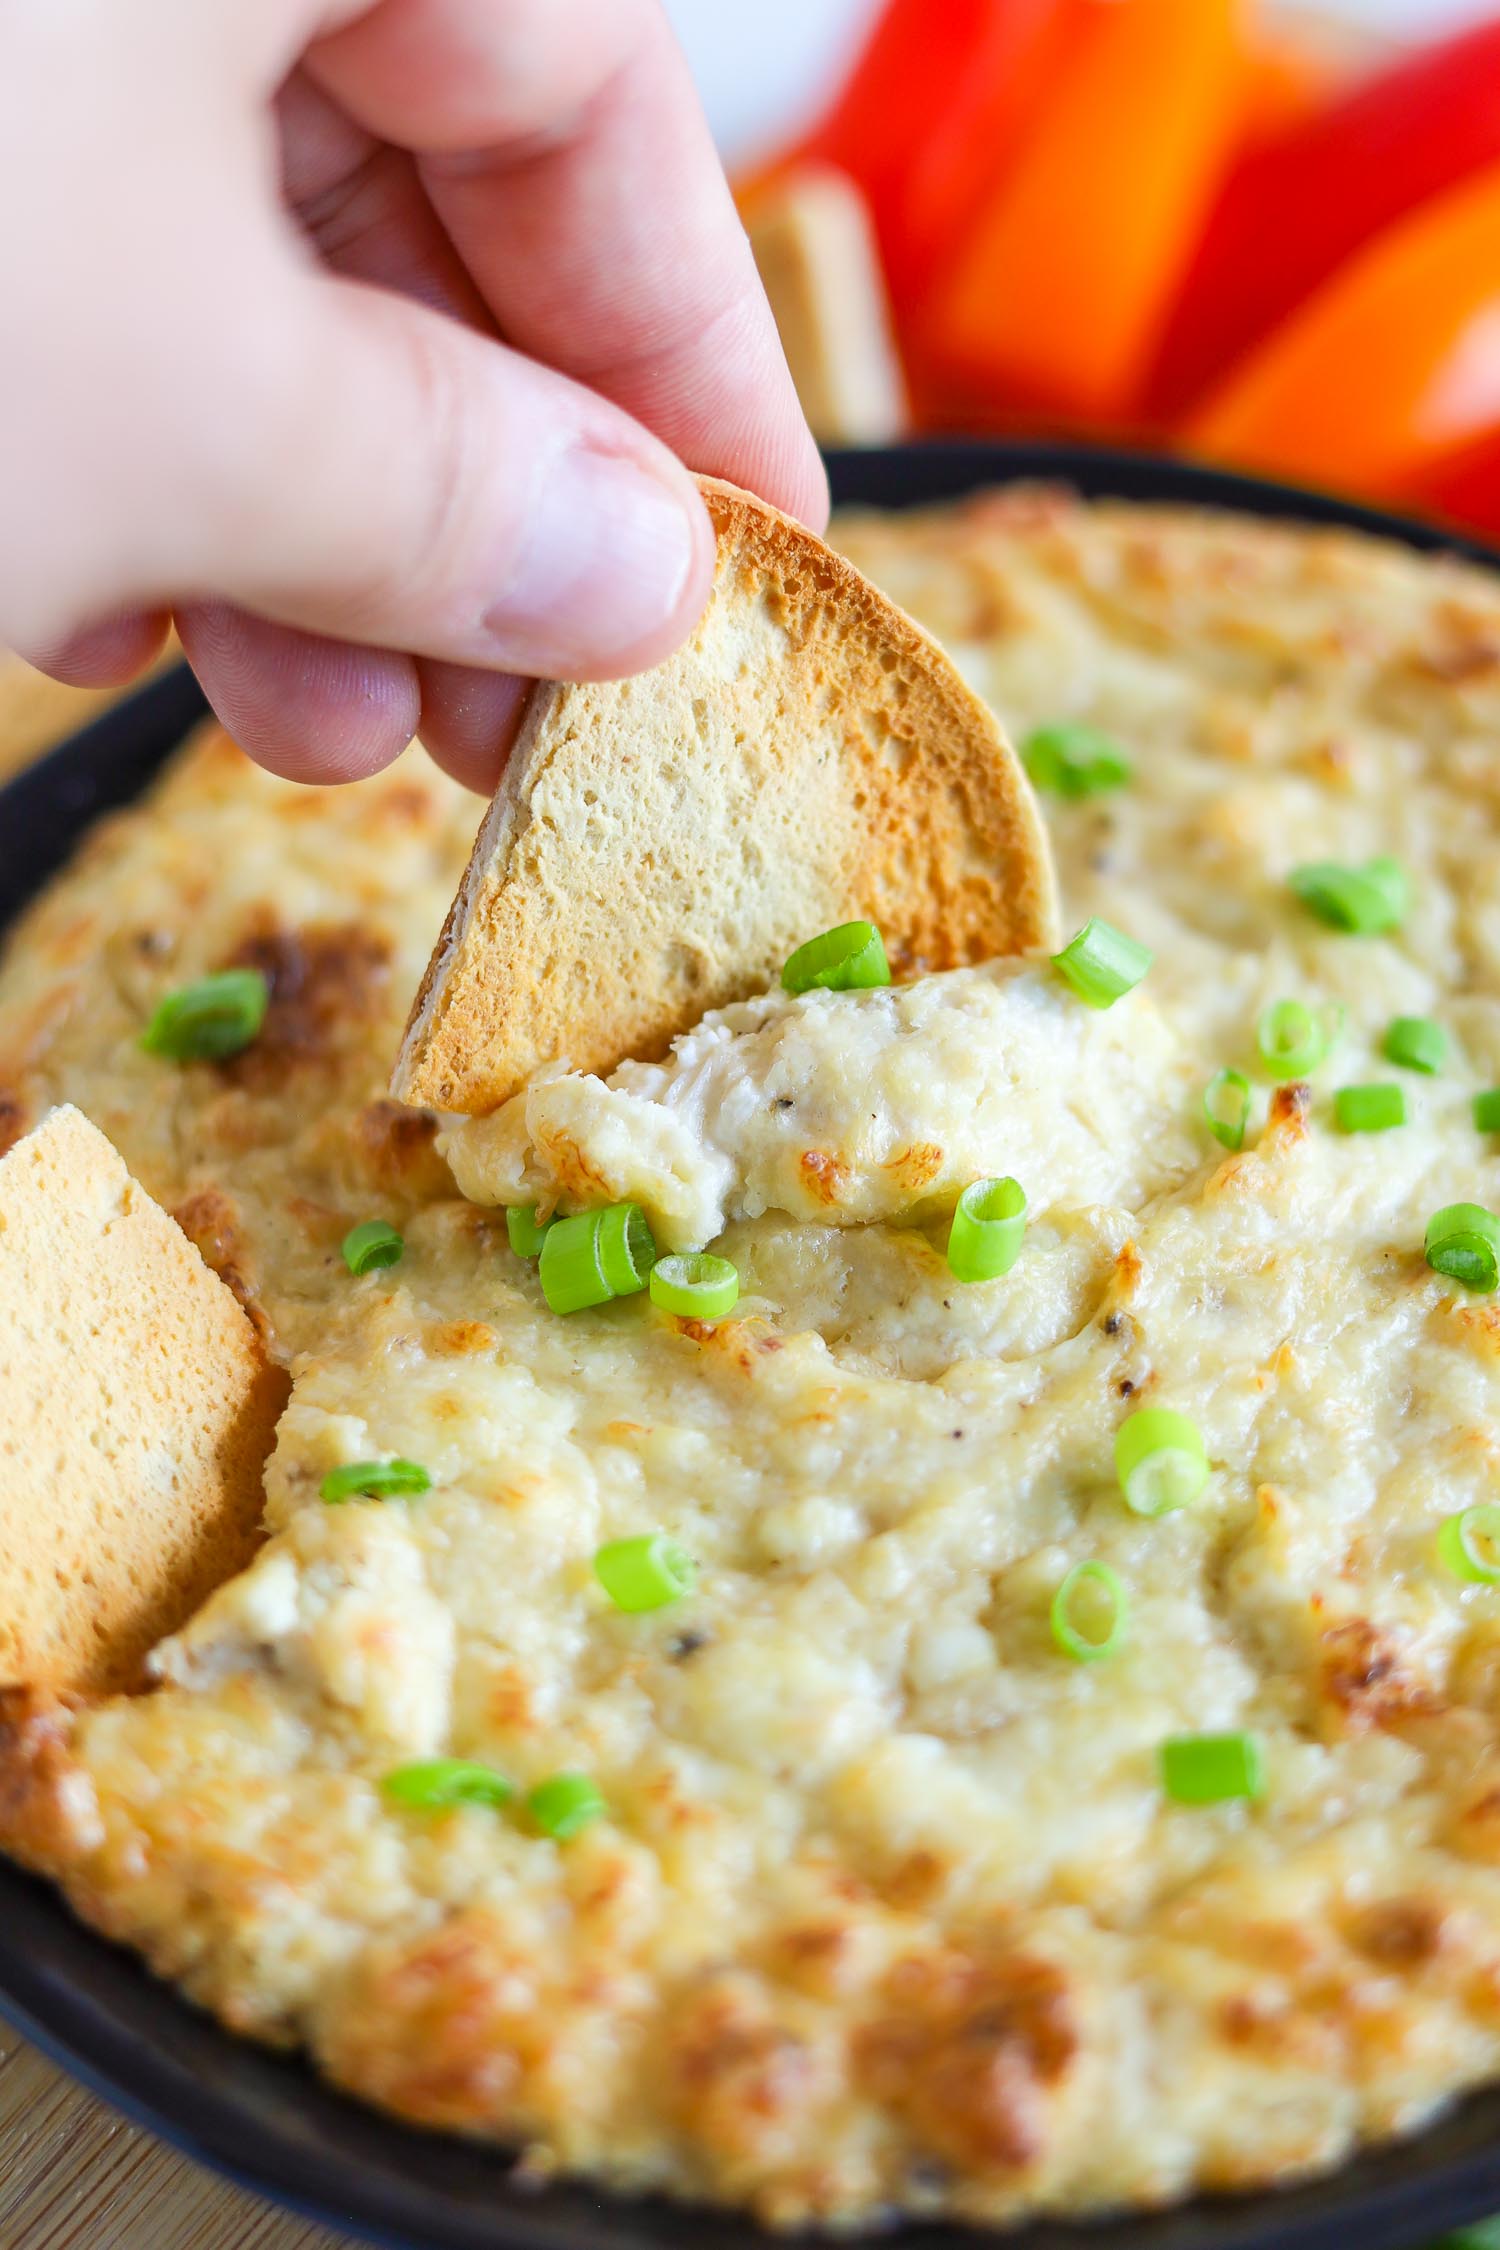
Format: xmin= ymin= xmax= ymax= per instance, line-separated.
xmin=1151 ymin=16 xmax=1500 ymax=418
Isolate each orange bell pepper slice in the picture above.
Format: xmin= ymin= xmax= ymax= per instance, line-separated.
xmin=1187 ymin=161 xmax=1500 ymax=496
xmin=922 ymin=0 xmax=1247 ymax=425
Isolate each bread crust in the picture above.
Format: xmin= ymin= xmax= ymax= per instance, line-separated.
xmin=392 ymin=477 xmax=1057 ymax=1115
xmin=0 ymin=1106 xmax=288 ymax=1694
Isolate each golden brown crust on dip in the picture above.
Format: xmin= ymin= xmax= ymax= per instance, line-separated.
xmin=0 ymin=1106 xmax=287 ymax=1694
xmin=14 ymin=504 xmax=1500 ymax=2231
xmin=391 ymin=476 xmax=1057 ymax=1115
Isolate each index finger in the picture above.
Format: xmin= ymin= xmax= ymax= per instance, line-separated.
xmin=305 ymin=0 xmax=828 ymax=530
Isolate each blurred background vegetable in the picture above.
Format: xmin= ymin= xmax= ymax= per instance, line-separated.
xmin=711 ymin=0 xmax=1500 ymax=542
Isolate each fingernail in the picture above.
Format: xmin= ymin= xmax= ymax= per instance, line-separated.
xmin=485 ymin=445 xmax=702 ymax=674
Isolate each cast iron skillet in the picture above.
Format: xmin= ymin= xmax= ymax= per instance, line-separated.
xmin=3 ymin=444 xmax=1500 ymax=2250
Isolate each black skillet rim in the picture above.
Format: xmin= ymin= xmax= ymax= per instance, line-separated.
xmin=3 ymin=442 xmax=1500 ymax=2250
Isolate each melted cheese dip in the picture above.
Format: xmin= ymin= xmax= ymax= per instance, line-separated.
xmin=10 ymin=494 xmax=1500 ymax=2231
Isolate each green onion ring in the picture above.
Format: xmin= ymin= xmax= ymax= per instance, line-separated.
xmin=1425 ymin=1202 xmax=1500 ymax=1293
xmin=947 ymin=1176 xmax=1027 ymax=1283
xmin=1049 ymin=1561 xmax=1128 ymax=1662
xmin=506 ymin=1205 xmax=553 ymax=1258
xmin=1160 ymin=1731 xmax=1265 ymax=1806
xmin=1333 ymin=1083 xmax=1406 ymax=1134
xmin=381 ymin=1759 xmax=513 ymax=1810
xmin=321 ymin=1457 xmax=432 ymax=1504
xmin=1021 ymin=723 xmax=1132 ymax=800
xmin=1437 ymin=1504 xmax=1500 ymax=1585
xmin=649 ymin=1251 xmax=739 ymax=1319
xmin=1115 ymin=1406 xmax=1210 ymax=1517
xmin=1255 ymin=997 xmax=1334 ymax=1080
xmin=1383 ymin=1015 xmax=1445 ymax=1075
xmin=1051 ymin=917 xmax=1153 ymax=1009
xmin=528 ymin=1772 xmax=606 ymax=1840
xmin=342 ymin=1219 xmax=405 ymax=1275
xmin=140 ymin=968 xmax=269 ymax=1061
xmin=594 ymin=1533 xmax=697 ymax=1612
xmin=781 ymin=921 xmax=891 ymax=996
xmin=1203 ymin=1067 xmax=1251 ymax=1151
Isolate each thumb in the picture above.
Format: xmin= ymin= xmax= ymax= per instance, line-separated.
xmin=207 ymin=270 xmax=717 ymax=680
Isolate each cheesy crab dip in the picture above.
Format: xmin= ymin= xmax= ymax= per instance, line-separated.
xmin=10 ymin=490 xmax=1500 ymax=2233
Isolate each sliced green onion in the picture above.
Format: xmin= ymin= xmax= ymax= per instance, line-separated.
xmin=1049 ymin=1561 xmax=1128 ymax=1662
xmin=594 ymin=1533 xmax=696 ymax=1612
xmin=947 ymin=1176 xmax=1027 ymax=1283
xmin=140 ymin=968 xmax=269 ymax=1061
xmin=1289 ymin=855 xmax=1408 ymax=934
xmin=538 ymin=1210 xmax=612 ymax=1313
xmin=528 ymin=1772 xmax=606 ymax=1840
xmin=596 ymin=1202 xmax=656 ymax=1296
xmin=1051 ymin=918 xmax=1152 ymax=1009
xmin=1426 ymin=1202 xmax=1500 ymax=1293
xmin=321 ymin=1457 xmax=432 ymax=1504
xmin=649 ymin=1252 xmax=739 ymax=1319
xmin=1438 ymin=2221 xmax=1500 ymax=2250
xmin=1437 ymin=1504 xmax=1500 ymax=1585
xmin=342 ymin=1219 xmax=405 ymax=1275
xmin=1256 ymin=997 xmax=1332 ymax=1080
xmin=1115 ymin=1406 xmax=1210 ymax=1518
xmin=1475 ymin=1090 xmax=1500 ymax=1134
xmin=1161 ymin=1731 xmax=1265 ymax=1806
xmin=381 ymin=1759 xmax=513 ymax=1811
xmin=1333 ymin=1083 xmax=1405 ymax=1134
xmin=506 ymin=1205 xmax=553 ymax=1258
xmin=1383 ymin=1015 xmax=1445 ymax=1075
xmin=781 ymin=921 xmax=890 ymax=996
xmin=1021 ymin=722 xmax=1132 ymax=800
xmin=1203 ymin=1068 xmax=1251 ymax=1152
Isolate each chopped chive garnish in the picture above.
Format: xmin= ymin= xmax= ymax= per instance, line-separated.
xmin=1289 ymin=855 xmax=1407 ymax=934
xmin=381 ymin=1759 xmax=513 ymax=1810
xmin=321 ymin=1457 xmax=432 ymax=1503
xmin=1049 ymin=1561 xmax=1128 ymax=1662
xmin=1334 ymin=1083 xmax=1405 ymax=1134
xmin=1425 ymin=1202 xmax=1500 ymax=1293
xmin=1476 ymin=1091 xmax=1500 ymax=1133
xmin=947 ymin=1176 xmax=1026 ymax=1283
xmin=594 ymin=1533 xmax=696 ymax=1612
xmin=527 ymin=1772 xmax=606 ymax=1840
xmin=1021 ymin=722 xmax=1132 ymax=800
xmin=1255 ymin=997 xmax=1332 ymax=1079
xmin=1115 ymin=1406 xmax=1210 ymax=1518
xmin=538 ymin=1203 xmax=655 ymax=1313
xmin=649 ymin=1252 xmax=739 ymax=1319
xmin=1203 ymin=1067 xmax=1251 ymax=1151
xmin=1384 ymin=1015 xmax=1445 ymax=1074
xmin=506 ymin=1205 xmax=552 ymax=1258
xmin=342 ymin=1219 xmax=405 ymax=1275
xmin=781 ymin=921 xmax=890 ymax=996
xmin=1051 ymin=918 xmax=1152 ymax=1009
xmin=1437 ymin=1503 xmax=1500 ymax=1585
xmin=1161 ymin=1731 xmax=1264 ymax=1806
xmin=140 ymin=968 xmax=269 ymax=1061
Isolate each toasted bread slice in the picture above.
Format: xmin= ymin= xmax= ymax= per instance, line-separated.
xmin=0 ymin=1106 xmax=287 ymax=1694
xmin=393 ymin=477 xmax=1058 ymax=1115
xmin=743 ymin=165 xmax=908 ymax=446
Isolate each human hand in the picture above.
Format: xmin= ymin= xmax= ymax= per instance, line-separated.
xmin=0 ymin=0 xmax=825 ymax=791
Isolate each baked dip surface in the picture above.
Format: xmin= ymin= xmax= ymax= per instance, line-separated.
xmin=9 ymin=491 xmax=1500 ymax=2229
